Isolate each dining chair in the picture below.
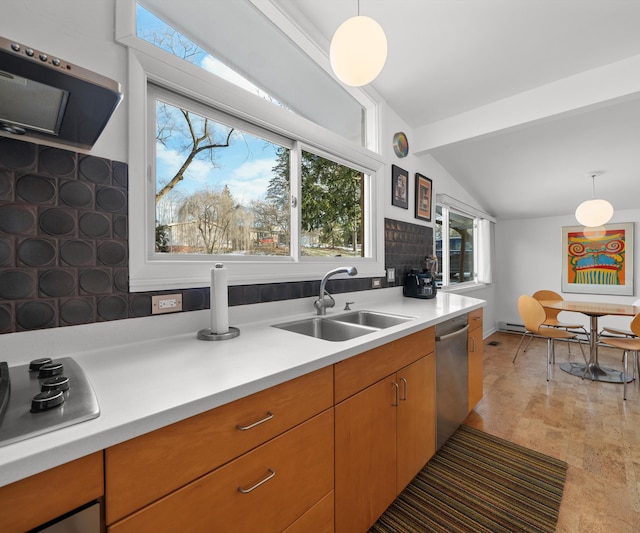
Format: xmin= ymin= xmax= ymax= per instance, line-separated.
xmin=598 ymin=313 xmax=640 ymax=400
xmin=516 ymin=295 xmax=587 ymax=381
xmin=513 ymin=290 xmax=588 ymax=362
xmin=599 ymin=298 xmax=640 ymax=340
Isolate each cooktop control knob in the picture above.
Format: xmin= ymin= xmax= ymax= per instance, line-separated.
xmin=38 ymin=362 xmax=64 ymax=379
xmin=29 ymin=358 xmax=53 ymax=372
xmin=31 ymin=390 xmax=65 ymax=412
xmin=41 ymin=376 xmax=70 ymax=392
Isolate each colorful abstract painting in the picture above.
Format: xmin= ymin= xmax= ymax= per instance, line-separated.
xmin=562 ymin=223 xmax=634 ymax=295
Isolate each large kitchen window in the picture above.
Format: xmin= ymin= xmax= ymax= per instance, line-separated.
xmin=116 ymin=0 xmax=384 ymax=291
xmin=152 ymin=87 xmax=366 ymax=260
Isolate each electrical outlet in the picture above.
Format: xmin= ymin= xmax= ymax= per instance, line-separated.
xmin=387 ymin=268 xmax=395 ymax=283
xmin=152 ymin=294 xmax=183 ymax=314
xmin=371 ymin=278 xmax=382 ymax=289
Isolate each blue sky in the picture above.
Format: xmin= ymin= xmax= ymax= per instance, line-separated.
xmin=137 ymin=4 xmax=282 ymax=206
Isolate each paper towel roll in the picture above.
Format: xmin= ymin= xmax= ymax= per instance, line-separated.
xmin=210 ymin=263 xmax=229 ymax=334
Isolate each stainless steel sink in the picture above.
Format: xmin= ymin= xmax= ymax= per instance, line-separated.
xmin=272 ymin=317 xmax=377 ymax=341
xmin=272 ymin=311 xmax=415 ymax=342
xmin=331 ymin=310 xmax=414 ymax=329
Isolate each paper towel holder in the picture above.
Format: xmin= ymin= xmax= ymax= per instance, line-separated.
xmin=197 ymin=326 xmax=240 ymax=341
xmin=197 ymin=262 xmax=240 ymax=341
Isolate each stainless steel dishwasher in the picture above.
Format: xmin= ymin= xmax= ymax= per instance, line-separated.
xmin=435 ymin=315 xmax=469 ymax=449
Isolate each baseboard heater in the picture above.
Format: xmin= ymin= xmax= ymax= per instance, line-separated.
xmin=498 ymin=321 xmax=527 ymax=334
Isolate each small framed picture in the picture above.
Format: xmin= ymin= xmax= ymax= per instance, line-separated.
xmin=415 ymin=173 xmax=432 ymax=222
xmin=391 ymin=165 xmax=408 ymax=209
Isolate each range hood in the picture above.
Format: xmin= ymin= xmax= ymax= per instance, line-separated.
xmin=0 ymin=36 xmax=122 ymax=150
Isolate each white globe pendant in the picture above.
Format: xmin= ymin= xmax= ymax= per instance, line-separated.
xmin=330 ymin=16 xmax=387 ymax=86
xmin=575 ymin=172 xmax=614 ymax=227
xmin=575 ymin=198 xmax=614 ymax=227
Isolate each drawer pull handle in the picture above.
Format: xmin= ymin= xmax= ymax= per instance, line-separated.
xmin=238 ymin=468 xmax=275 ymax=494
xmin=392 ymin=382 xmax=399 ymax=407
xmin=400 ymin=377 xmax=408 ymax=401
xmin=236 ymin=411 xmax=274 ymax=431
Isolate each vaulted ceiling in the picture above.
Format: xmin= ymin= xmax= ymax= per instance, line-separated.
xmin=272 ymin=0 xmax=640 ymax=220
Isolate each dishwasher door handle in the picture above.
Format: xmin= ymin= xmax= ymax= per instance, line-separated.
xmin=435 ymin=324 xmax=469 ymax=342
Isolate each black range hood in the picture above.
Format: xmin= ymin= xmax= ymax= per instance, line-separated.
xmin=0 ymin=35 xmax=122 ymax=150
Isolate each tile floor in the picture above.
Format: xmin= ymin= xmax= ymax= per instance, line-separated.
xmin=464 ymin=332 xmax=640 ymax=532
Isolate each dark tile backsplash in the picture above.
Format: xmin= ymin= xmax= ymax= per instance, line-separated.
xmin=0 ymin=137 xmax=433 ymax=334
xmin=384 ymin=218 xmax=434 ymax=285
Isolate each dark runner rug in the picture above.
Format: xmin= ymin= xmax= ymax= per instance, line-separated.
xmin=370 ymin=425 xmax=567 ymax=533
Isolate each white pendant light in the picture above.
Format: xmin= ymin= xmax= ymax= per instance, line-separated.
xmin=575 ymin=172 xmax=613 ymax=227
xmin=329 ymin=2 xmax=387 ymax=87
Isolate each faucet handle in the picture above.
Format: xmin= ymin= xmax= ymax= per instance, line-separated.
xmin=344 ymin=301 xmax=354 ymax=311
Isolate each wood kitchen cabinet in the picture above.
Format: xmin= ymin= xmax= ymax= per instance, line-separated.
xmin=334 ymin=328 xmax=435 ymax=533
xmin=0 ymin=451 xmax=103 ymax=533
xmin=109 ymin=409 xmax=334 ymax=533
xmin=105 ymin=366 xmax=333 ymax=531
xmin=468 ymin=308 xmax=484 ymax=411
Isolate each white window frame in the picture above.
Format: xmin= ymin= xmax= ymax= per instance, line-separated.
xmin=116 ymin=0 xmax=386 ymax=291
xmin=437 ymin=204 xmax=479 ymax=288
xmin=436 ymin=194 xmax=495 ymax=291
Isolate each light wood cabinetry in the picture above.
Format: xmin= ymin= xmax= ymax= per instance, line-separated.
xmin=3 ymin=312 xmax=478 ymax=533
xmin=109 ymin=409 xmax=334 ymax=533
xmin=396 ymin=355 xmax=436 ymax=491
xmin=334 ymin=328 xmax=436 ymax=533
xmin=283 ymin=490 xmax=334 ymax=533
xmin=468 ymin=308 xmax=484 ymax=411
xmin=106 ymin=366 xmax=333 ymax=531
xmin=0 ymin=451 xmax=103 ymax=533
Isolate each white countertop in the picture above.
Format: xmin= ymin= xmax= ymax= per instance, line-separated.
xmin=0 ymin=288 xmax=484 ymax=487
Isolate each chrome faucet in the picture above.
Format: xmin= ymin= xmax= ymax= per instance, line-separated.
xmin=314 ymin=266 xmax=358 ymax=315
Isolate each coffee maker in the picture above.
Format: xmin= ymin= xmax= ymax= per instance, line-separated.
xmin=403 ymin=269 xmax=437 ymax=299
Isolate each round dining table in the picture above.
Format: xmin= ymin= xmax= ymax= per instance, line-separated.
xmin=539 ymin=300 xmax=640 ymax=383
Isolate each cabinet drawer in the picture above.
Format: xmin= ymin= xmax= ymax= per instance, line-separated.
xmin=0 ymin=451 xmax=103 ymax=533
xmin=468 ymin=308 xmax=483 ymax=331
xmin=334 ymin=327 xmax=434 ymax=403
xmin=108 ymin=409 xmax=334 ymax=533
xmin=106 ymin=366 xmax=333 ymax=524
xmin=284 ymin=490 xmax=334 ymax=533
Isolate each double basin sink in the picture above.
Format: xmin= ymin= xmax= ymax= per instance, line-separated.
xmin=273 ymin=310 xmax=415 ymax=342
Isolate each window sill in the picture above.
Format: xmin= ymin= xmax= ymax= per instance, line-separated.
xmin=438 ymin=282 xmax=491 ymax=295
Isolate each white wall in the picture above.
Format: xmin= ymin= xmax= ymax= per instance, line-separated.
xmin=495 ymin=208 xmax=640 ymax=332
xmin=381 ymin=105 xmax=496 ymax=336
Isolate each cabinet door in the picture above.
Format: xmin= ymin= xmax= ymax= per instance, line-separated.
xmin=396 ymin=354 xmax=436 ymax=493
xmin=335 ymin=376 xmax=397 ymax=533
xmin=468 ymin=325 xmax=484 ymax=410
